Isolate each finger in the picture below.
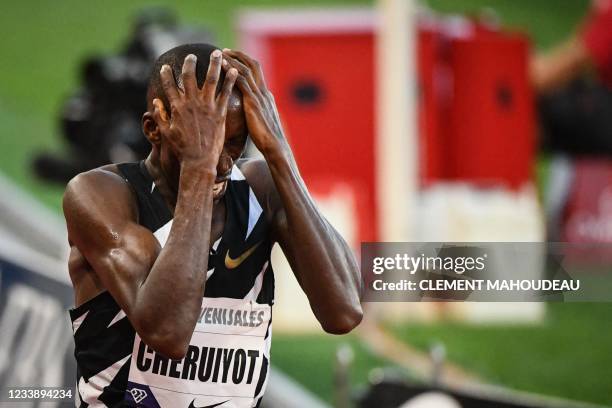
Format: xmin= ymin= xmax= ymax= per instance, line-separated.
xmin=180 ymin=54 xmax=198 ymax=96
xmin=222 ymin=55 xmax=260 ymax=97
xmin=159 ymin=65 xmax=180 ymax=105
xmin=217 ymin=68 xmax=238 ymax=116
xmin=223 ymin=49 xmax=265 ymax=87
xmin=202 ymin=49 xmax=223 ymax=101
xmin=232 ymin=74 xmax=261 ymax=114
xmin=232 ymin=73 xmax=257 ymax=101
xmin=222 ymin=52 xmax=259 ymax=90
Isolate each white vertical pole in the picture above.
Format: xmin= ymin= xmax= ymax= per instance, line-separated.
xmin=376 ymin=0 xmax=417 ymax=242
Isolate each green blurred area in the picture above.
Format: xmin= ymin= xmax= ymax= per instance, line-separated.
xmin=389 ymin=303 xmax=612 ymax=406
xmin=273 ymin=304 xmax=612 ymax=406
xmin=426 ymin=0 xmax=589 ymax=49
xmin=272 ymin=304 xmax=612 ymax=406
xmin=271 ymin=333 xmax=392 ymax=403
xmin=1 ymin=0 xmax=606 ymax=406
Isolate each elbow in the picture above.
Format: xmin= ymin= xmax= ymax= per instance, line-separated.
xmin=321 ymin=304 xmax=363 ymax=335
xmin=139 ymin=324 xmax=191 ymax=360
xmin=156 ymin=340 xmax=189 ymax=361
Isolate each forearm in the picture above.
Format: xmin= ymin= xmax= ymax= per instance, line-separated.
xmin=136 ymin=162 xmax=216 ymax=344
xmin=531 ymin=36 xmax=589 ymax=94
xmin=220 ymin=47 xmax=361 ymax=331
xmin=266 ymin=145 xmax=362 ymax=331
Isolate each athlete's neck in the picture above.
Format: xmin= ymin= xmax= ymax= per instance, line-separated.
xmin=144 ymin=154 xmax=179 ymax=212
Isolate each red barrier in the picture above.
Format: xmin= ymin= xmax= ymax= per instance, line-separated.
xmin=266 ymin=33 xmax=378 ymax=242
xmin=446 ymin=32 xmax=535 ymax=189
xmin=239 ymin=11 xmax=536 ymax=244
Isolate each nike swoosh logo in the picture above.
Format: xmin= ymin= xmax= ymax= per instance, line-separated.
xmin=188 ymin=399 xmax=229 ymax=408
xmin=225 ymin=241 xmax=261 ymax=269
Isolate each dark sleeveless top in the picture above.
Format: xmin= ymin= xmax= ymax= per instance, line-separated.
xmin=69 ymin=161 xmax=274 ymax=407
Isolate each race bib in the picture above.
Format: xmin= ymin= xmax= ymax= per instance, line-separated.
xmin=125 ymin=297 xmax=272 ymax=408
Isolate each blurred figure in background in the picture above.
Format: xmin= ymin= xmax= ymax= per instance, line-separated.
xmin=532 ymin=0 xmax=612 ymax=156
xmin=33 ymin=9 xmax=213 ymax=184
xmin=532 ymin=0 xmax=612 ymax=241
xmin=532 ymin=0 xmax=612 ymax=93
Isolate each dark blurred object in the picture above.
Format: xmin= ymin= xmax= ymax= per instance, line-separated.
xmin=356 ymin=374 xmax=599 ymax=408
xmin=539 ymin=77 xmax=612 ymax=156
xmin=33 ymin=8 xmax=214 ymax=184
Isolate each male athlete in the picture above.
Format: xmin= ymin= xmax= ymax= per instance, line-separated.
xmin=63 ymin=43 xmax=363 ymax=408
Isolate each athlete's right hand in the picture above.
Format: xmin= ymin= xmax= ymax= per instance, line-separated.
xmin=153 ymin=50 xmax=238 ymax=169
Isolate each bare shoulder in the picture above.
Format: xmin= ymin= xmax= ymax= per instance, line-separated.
xmin=236 ymin=158 xmax=272 ymax=185
xmin=64 ymin=164 xmax=125 ymax=197
xmin=63 ymin=164 xmax=138 ymax=236
xmin=236 ymin=158 xmax=279 ymax=219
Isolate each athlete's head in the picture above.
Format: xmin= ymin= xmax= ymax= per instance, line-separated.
xmin=142 ymin=43 xmax=247 ymax=199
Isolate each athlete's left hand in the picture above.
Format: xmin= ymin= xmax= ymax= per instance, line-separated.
xmin=221 ymin=49 xmax=287 ymax=156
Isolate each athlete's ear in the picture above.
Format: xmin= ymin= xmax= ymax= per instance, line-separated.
xmin=142 ymin=98 xmax=168 ymax=145
xmin=142 ymin=112 xmax=161 ymax=145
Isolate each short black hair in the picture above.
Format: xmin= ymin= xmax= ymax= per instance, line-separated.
xmin=147 ymin=43 xmax=223 ymax=110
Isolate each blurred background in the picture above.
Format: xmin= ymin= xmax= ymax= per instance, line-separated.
xmin=1 ymin=0 xmax=612 ymax=407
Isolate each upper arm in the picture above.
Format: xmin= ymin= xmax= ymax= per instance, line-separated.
xmin=237 ymin=158 xmax=284 ymax=240
xmin=239 ymin=158 xmax=318 ymax=269
xmin=63 ymin=169 xmax=161 ymax=321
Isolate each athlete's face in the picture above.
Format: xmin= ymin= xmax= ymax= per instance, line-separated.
xmin=144 ymin=88 xmax=248 ymax=201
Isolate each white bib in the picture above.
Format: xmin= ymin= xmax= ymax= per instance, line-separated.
xmin=125 ymin=297 xmax=272 ymax=408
